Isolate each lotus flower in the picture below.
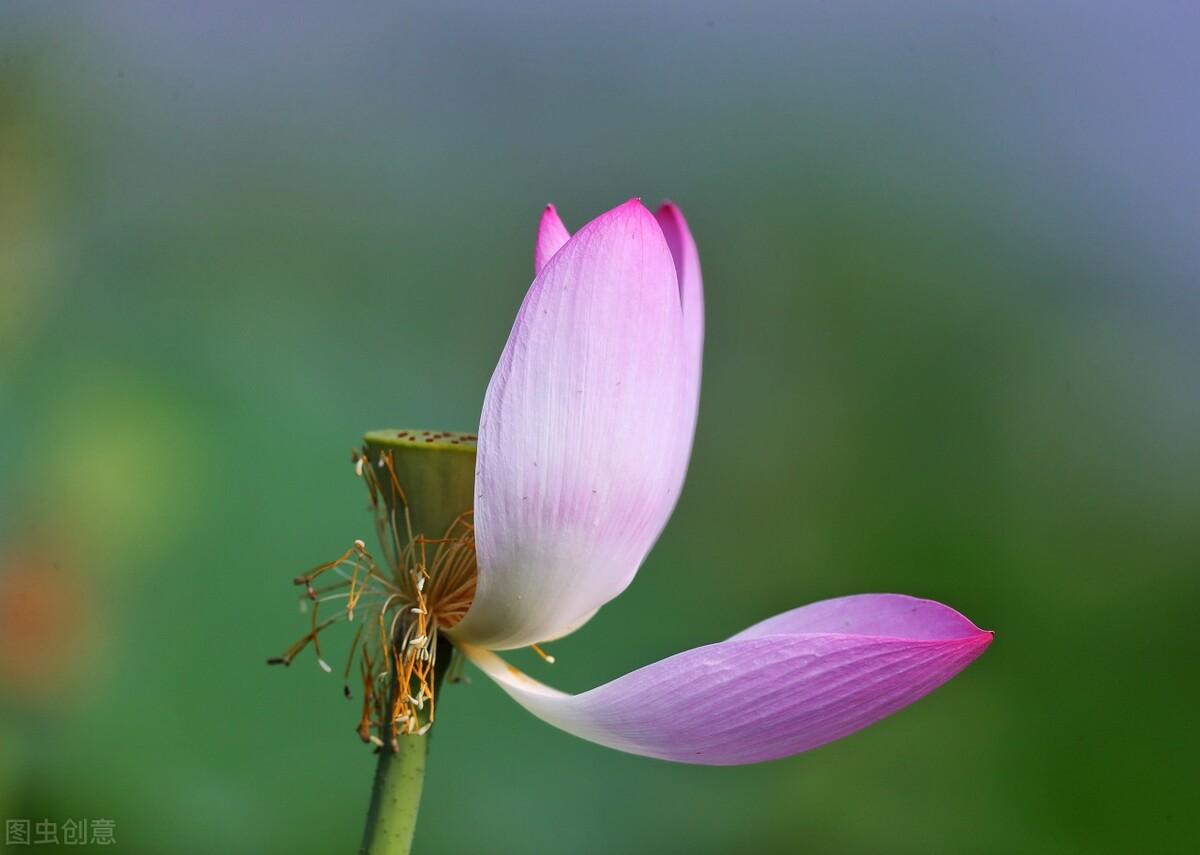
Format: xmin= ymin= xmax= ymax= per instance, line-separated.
xmin=445 ymin=199 xmax=993 ymax=764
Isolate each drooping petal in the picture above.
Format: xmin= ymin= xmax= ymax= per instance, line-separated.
xmin=460 ymin=594 xmax=993 ymax=765
xmin=534 ymin=204 xmax=571 ymax=275
xmin=457 ymin=200 xmax=688 ymax=650
xmin=654 ymin=203 xmax=704 ymax=493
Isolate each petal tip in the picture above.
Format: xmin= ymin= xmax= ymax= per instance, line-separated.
xmin=949 ymin=625 xmax=994 ymax=669
xmin=578 ymin=197 xmax=663 ymax=243
xmin=534 ymin=204 xmax=571 ymax=274
xmin=616 ymin=196 xmax=651 ymax=218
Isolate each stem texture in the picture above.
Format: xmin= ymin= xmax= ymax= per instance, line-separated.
xmin=359 ymin=735 xmax=429 ymax=855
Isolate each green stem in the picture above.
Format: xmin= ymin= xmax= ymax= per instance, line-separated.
xmin=359 ymin=638 xmax=454 ymax=854
xmin=359 ymin=735 xmax=429 ymax=855
xmin=354 ymin=430 xmax=475 ymax=855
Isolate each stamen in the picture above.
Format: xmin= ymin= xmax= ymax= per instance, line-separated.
xmin=531 ymin=643 xmax=556 ymax=664
xmin=272 ymin=440 xmax=478 ymax=749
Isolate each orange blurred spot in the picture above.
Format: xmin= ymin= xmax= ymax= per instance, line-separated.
xmin=0 ymin=546 xmax=90 ymax=699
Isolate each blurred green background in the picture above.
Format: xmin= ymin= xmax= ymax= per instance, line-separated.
xmin=2 ymin=3 xmax=1197 ymax=853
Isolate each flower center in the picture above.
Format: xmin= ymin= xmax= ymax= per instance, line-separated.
xmin=270 ymin=430 xmax=478 ymax=750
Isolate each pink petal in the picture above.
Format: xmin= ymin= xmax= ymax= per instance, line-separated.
xmin=460 ymin=594 xmax=993 ymax=765
xmin=729 ymin=592 xmax=985 ymax=641
xmin=534 ymin=204 xmax=571 ymax=275
xmin=654 ymin=203 xmax=704 ymax=488
xmin=458 ymin=200 xmax=689 ymax=650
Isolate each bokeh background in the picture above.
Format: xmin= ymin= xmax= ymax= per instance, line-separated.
xmin=2 ymin=3 xmax=1198 ymax=853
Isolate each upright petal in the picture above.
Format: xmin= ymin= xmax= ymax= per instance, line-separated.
xmin=458 ymin=200 xmax=688 ymax=650
xmin=460 ymin=594 xmax=993 ymax=765
xmin=654 ymin=202 xmax=704 ymax=488
xmin=534 ymin=204 xmax=571 ymax=275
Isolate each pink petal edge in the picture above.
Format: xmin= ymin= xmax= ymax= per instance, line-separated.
xmin=653 ymin=202 xmax=704 ymax=504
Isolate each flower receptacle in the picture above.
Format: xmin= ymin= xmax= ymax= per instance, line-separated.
xmin=362 ymin=429 xmax=476 ymax=548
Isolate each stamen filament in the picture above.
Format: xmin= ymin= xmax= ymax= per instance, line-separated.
xmin=274 ymin=437 xmax=477 ymax=748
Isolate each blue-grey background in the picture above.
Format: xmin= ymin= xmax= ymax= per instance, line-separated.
xmin=1 ymin=3 xmax=1197 ymax=853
